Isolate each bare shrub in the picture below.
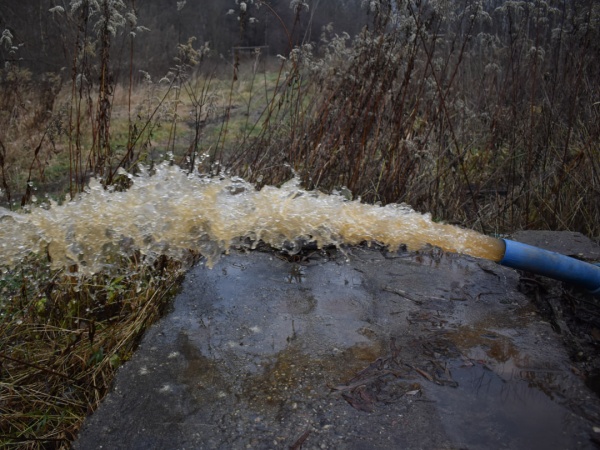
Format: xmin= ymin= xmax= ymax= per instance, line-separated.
xmin=227 ymin=0 xmax=600 ymax=236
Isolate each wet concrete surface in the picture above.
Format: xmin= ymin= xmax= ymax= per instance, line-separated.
xmin=74 ymin=236 xmax=600 ymax=449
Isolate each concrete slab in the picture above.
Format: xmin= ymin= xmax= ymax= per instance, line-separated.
xmin=73 ymin=242 xmax=600 ymax=449
xmin=511 ymin=230 xmax=600 ymax=261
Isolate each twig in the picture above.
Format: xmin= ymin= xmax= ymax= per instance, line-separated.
xmin=383 ymin=286 xmax=423 ymax=305
xmin=0 ymin=351 xmax=78 ymax=382
xmin=289 ymin=428 xmax=311 ymax=450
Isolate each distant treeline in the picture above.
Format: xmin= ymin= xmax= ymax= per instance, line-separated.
xmin=0 ymin=0 xmax=367 ymax=79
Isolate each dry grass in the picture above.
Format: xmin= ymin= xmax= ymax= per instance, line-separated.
xmin=0 ymin=255 xmax=191 ymax=448
xmin=226 ymin=0 xmax=600 ymax=237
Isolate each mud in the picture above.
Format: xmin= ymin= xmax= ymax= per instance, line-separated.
xmin=74 ymin=235 xmax=600 ymax=449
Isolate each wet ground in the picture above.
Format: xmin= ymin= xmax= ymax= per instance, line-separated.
xmin=74 ymin=233 xmax=600 ymax=449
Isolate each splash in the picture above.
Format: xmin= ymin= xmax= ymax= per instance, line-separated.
xmin=0 ymin=163 xmax=505 ymax=275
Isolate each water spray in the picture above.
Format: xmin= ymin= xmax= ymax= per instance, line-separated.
xmin=1 ymin=164 xmax=599 ymax=294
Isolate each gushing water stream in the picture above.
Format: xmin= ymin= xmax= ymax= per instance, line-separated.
xmin=0 ymin=162 xmax=505 ymax=275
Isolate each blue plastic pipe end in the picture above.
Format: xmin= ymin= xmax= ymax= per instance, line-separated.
xmin=500 ymin=239 xmax=600 ymax=294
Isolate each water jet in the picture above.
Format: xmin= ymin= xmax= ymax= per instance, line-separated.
xmin=1 ymin=164 xmax=599 ymax=295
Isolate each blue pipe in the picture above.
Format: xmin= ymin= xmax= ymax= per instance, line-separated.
xmin=500 ymin=239 xmax=600 ymax=294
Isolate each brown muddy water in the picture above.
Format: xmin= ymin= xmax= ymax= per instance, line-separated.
xmin=0 ymin=162 xmax=504 ymax=276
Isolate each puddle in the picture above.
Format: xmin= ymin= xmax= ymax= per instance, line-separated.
xmin=435 ymin=322 xmax=598 ymax=449
xmin=429 ymin=360 xmax=586 ymax=449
